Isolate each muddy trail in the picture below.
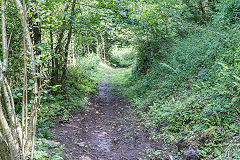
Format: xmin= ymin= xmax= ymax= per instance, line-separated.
xmin=53 ymin=75 xmax=153 ymax=160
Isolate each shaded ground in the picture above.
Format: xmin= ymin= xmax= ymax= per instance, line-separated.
xmin=53 ymin=75 xmax=153 ymax=160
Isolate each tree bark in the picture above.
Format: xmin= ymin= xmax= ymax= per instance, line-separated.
xmin=100 ymin=33 xmax=106 ymax=62
xmin=0 ymin=0 xmax=41 ymax=159
xmin=50 ymin=27 xmax=55 ymax=85
xmin=2 ymin=0 xmax=8 ymax=73
xmin=0 ymin=132 xmax=10 ymax=160
xmin=15 ymin=0 xmax=40 ymax=158
xmin=51 ymin=0 xmax=72 ymax=85
xmin=0 ymin=0 xmax=21 ymax=158
xmin=61 ymin=0 xmax=76 ymax=91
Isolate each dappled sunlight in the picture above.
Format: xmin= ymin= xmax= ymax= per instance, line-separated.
xmin=1 ymin=0 xmax=239 ymax=159
xmin=99 ymin=61 xmax=112 ymax=69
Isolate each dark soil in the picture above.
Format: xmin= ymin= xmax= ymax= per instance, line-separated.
xmin=53 ymin=76 xmax=154 ymax=160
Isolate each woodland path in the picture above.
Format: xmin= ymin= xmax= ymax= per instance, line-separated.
xmin=53 ymin=74 xmax=153 ymax=160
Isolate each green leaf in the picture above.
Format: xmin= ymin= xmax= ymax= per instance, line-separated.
xmin=42 ymin=68 xmax=48 ymax=72
xmin=35 ymin=18 xmax=41 ymax=23
xmin=52 ymin=85 xmax=61 ymax=92
xmin=29 ymin=79 xmax=34 ymax=83
xmin=36 ymin=0 xmax=46 ymax=2
xmin=233 ymin=75 xmax=240 ymax=81
xmin=36 ymin=60 xmax=43 ymax=64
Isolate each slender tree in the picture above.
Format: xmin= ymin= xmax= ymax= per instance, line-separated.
xmin=0 ymin=0 xmax=41 ymax=159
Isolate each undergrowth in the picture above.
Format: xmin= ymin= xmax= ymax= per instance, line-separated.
xmin=34 ymin=54 xmax=106 ymax=159
xmin=109 ymin=45 xmax=137 ymax=67
xmin=112 ymin=25 xmax=240 ymax=159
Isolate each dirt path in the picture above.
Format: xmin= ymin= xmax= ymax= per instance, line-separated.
xmin=53 ymin=75 xmax=153 ymax=160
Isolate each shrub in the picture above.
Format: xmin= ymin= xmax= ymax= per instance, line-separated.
xmin=124 ymin=23 xmax=240 ymax=159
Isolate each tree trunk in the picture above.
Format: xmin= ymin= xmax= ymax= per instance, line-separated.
xmin=0 ymin=0 xmax=21 ymax=159
xmin=61 ymin=0 xmax=76 ymax=92
xmin=100 ymin=33 xmax=106 ymax=62
xmin=50 ymin=27 xmax=55 ymax=85
xmin=51 ymin=0 xmax=72 ymax=86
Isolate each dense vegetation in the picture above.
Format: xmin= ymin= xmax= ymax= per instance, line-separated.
xmin=0 ymin=0 xmax=239 ymax=159
xmin=121 ymin=1 xmax=240 ymax=159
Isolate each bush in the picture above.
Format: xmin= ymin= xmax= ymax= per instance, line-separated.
xmin=33 ymin=138 xmax=67 ymax=160
xmin=35 ymin=54 xmax=103 ymax=159
xmin=109 ymin=45 xmax=137 ymax=67
xmin=124 ymin=23 xmax=240 ymax=159
xmin=68 ymin=54 xmax=100 ymax=93
xmin=215 ymin=0 xmax=240 ymax=24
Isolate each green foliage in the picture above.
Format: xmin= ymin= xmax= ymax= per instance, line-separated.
xmin=181 ymin=0 xmax=218 ymax=24
xmin=214 ymin=0 xmax=240 ymax=24
xmin=108 ymin=67 xmax=133 ymax=88
xmin=122 ymin=20 xmax=240 ymax=159
xmin=109 ymin=45 xmax=137 ymax=67
xmin=2 ymin=0 xmax=240 ymax=159
xmin=135 ymin=38 xmax=172 ymax=74
xmin=38 ymin=92 xmax=88 ymax=138
xmin=33 ymin=138 xmax=67 ymax=160
xmin=68 ymin=54 xmax=100 ymax=93
xmin=36 ymin=55 xmax=103 ymax=138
